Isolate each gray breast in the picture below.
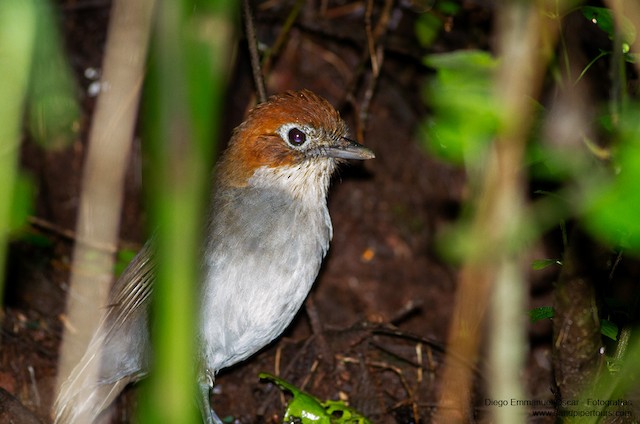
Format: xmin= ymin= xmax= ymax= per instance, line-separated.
xmin=198 ymin=184 xmax=331 ymax=371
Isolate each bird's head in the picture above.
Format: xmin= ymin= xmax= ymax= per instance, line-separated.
xmin=216 ymin=90 xmax=374 ymax=197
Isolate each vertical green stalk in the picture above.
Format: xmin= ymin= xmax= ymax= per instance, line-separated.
xmin=0 ymin=0 xmax=37 ymax=308
xmin=140 ymin=1 xmax=236 ymax=422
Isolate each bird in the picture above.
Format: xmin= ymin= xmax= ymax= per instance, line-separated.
xmin=53 ymin=89 xmax=375 ymax=423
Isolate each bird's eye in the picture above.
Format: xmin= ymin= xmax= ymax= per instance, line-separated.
xmin=287 ymin=127 xmax=307 ymax=146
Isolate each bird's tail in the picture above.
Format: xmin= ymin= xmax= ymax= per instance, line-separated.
xmin=53 ymin=335 xmax=133 ymax=423
xmin=53 ymin=242 xmax=155 ymax=423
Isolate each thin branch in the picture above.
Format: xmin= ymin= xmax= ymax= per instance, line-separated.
xmin=28 ymin=216 xmax=141 ymax=251
xmin=261 ymin=0 xmax=304 ymax=77
xmin=243 ymin=0 xmax=267 ymax=103
xmin=346 ymin=0 xmax=394 ymax=142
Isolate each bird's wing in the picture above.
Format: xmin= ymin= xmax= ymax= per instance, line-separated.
xmin=105 ymin=240 xmax=155 ymax=332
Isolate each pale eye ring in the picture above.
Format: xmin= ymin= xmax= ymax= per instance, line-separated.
xmin=287 ymin=127 xmax=307 ymax=146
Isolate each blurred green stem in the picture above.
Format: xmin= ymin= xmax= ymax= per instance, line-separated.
xmin=140 ymin=1 xmax=236 ymax=422
xmin=0 ymin=0 xmax=37 ymax=308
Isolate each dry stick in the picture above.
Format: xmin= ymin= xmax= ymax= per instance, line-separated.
xmin=304 ymin=295 xmax=333 ymax=367
xmin=357 ymin=0 xmax=380 ymax=143
xmin=346 ymin=0 xmax=393 ymax=142
xmin=338 ymin=354 xmax=415 ymax=397
xmin=261 ymin=0 xmax=304 ymax=77
xmin=364 ymin=0 xmax=379 ymax=77
xmin=28 ymin=216 xmax=140 ymax=251
xmin=273 ymin=345 xmax=286 ymax=409
xmin=54 ymin=0 xmax=155 ymax=418
xmin=389 ymin=299 xmax=423 ymax=325
xmin=242 ymin=0 xmax=267 ymax=103
xmin=433 ymin=4 xmax=558 ymax=423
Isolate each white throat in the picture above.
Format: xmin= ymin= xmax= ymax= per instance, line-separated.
xmin=247 ymin=158 xmax=336 ymax=206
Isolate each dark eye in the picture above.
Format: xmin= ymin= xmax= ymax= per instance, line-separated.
xmin=287 ymin=127 xmax=307 ymax=146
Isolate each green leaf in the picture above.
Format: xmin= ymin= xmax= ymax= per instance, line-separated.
xmin=415 ymin=13 xmax=442 ymax=47
xmin=529 ymin=306 xmax=554 ymax=323
xmin=259 ymin=373 xmax=372 ymax=424
xmin=260 ymin=373 xmax=330 ymax=423
xmin=584 ymin=104 xmax=640 ymax=252
xmin=437 ymin=1 xmax=460 ymax=16
xmin=324 ymin=400 xmax=372 ymax=424
xmin=413 ymin=0 xmax=460 ymax=48
xmin=601 ymin=319 xmax=619 ymax=341
xmin=529 ymin=307 xmax=619 ymax=341
xmin=581 ymin=6 xmax=636 ymax=45
xmin=582 ymin=6 xmax=615 ymax=37
xmin=420 ymin=50 xmax=498 ymax=164
xmin=531 ymin=258 xmax=562 ymax=270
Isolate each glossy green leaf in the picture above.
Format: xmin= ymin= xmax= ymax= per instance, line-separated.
xmin=259 ymin=373 xmax=372 ymax=424
xmin=582 ymin=6 xmax=615 ymax=37
xmin=601 ymin=319 xmax=619 ymax=341
xmin=582 ymin=6 xmax=636 ymax=45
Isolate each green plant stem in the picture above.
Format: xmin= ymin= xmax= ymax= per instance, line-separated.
xmin=612 ymin=326 xmax=631 ymax=363
xmin=0 ymin=0 xmax=37 ymax=310
xmin=574 ymin=50 xmax=608 ymax=85
xmin=139 ymin=1 xmax=236 ymax=422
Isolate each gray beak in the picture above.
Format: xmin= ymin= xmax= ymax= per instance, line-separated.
xmin=324 ymin=137 xmax=375 ymax=160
